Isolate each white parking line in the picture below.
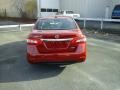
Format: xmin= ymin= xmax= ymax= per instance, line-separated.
xmin=88 ymin=42 xmax=120 ymax=52
xmin=72 ymin=66 xmax=107 ymax=88
xmin=88 ymin=38 xmax=120 ymax=47
xmin=88 ymin=38 xmax=120 ymax=52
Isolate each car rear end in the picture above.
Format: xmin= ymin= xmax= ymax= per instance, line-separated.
xmin=26 ymin=16 xmax=86 ymax=64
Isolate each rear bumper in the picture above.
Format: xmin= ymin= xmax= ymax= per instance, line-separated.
xmin=27 ymin=44 xmax=86 ymax=63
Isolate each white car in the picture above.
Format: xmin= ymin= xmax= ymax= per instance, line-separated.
xmin=57 ymin=10 xmax=80 ymax=18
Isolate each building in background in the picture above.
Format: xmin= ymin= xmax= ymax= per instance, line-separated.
xmin=0 ymin=0 xmax=120 ymax=19
xmin=40 ymin=0 xmax=60 ymax=17
xmin=60 ymin=0 xmax=120 ymax=18
xmin=37 ymin=0 xmax=120 ymax=18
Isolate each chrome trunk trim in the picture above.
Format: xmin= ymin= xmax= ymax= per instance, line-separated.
xmin=41 ymin=38 xmax=73 ymax=42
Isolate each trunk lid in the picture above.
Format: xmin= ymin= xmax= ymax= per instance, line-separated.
xmin=31 ymin=30 xmax=82 ymax=53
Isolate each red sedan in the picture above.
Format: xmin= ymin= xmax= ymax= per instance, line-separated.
xmin=26 ymin=16 xmax=86 ymax=64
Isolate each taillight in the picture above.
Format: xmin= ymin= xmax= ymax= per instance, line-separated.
xmin=27 ymin=33 xmax=44 ymax=45
xmin=76 ymin=37 xmax=87 ymax=43
xmin=27 ymin=39 xmax=38 ymax=44
xmin=71 ymin=36 xmax=86 ymax=46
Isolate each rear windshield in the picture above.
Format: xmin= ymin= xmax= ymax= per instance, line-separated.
xmin=35 ymin=18 xmax=77 ymax=30
xmin=114 ymin=5 xmax=120 ymax=10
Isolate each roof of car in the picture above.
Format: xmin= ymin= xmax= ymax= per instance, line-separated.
xmin=38 ymin=16 xmax=73 ymax=20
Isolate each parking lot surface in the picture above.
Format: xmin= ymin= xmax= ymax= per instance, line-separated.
xmin=0 ymin=30 xmax=120 ymax=90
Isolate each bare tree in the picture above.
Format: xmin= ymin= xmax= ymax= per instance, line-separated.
xmin=0 ymin=8 xmax=7 ymax=18
xmin=25 ymin=0 xmax=37 ymax=18
xmin=13 ymin=0 xmax=27 ymax=18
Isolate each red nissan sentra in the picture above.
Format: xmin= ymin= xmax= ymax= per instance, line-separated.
xmin=27 ymin=16 xmax=86 ymax=64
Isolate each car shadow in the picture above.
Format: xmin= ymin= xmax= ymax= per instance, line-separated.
xmin=0 ymin=41 xmax=65 ymax=83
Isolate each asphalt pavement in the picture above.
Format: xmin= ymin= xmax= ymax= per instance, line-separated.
xmin=0 ymin=30 xmax=120 ymax=90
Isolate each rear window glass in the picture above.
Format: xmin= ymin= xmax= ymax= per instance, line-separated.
xmin=35 ymin=18 xmax=77 ymax=30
